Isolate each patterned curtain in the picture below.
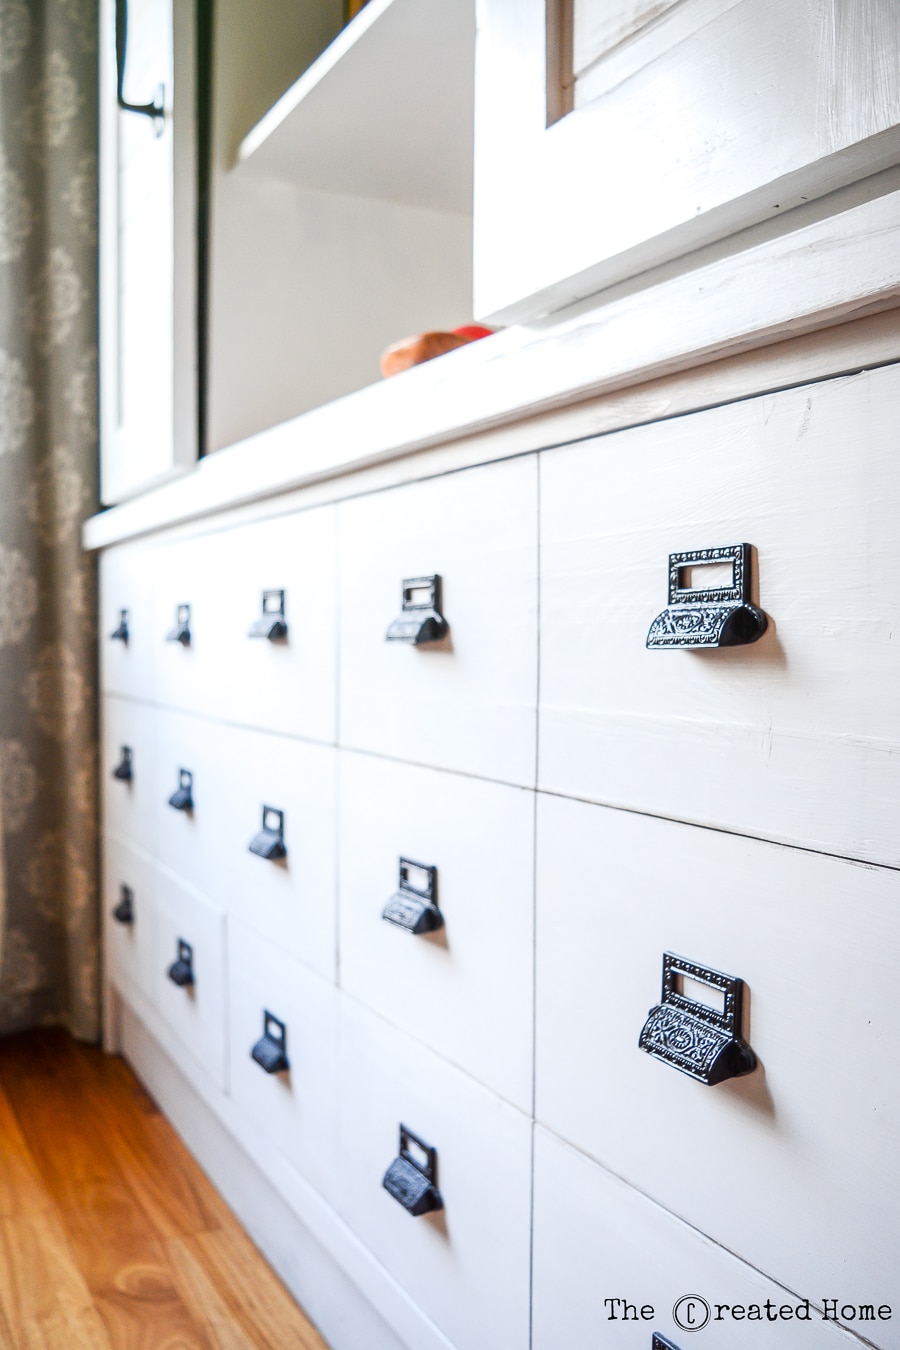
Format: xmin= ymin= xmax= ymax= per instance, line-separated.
xmin=0 ymin=0 xmax=99 ymax=1039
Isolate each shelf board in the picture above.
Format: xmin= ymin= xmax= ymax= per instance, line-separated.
xmin=237 ymin=0 xmax=475 ymax=216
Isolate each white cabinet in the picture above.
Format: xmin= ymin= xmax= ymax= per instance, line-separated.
xmin=538 ymin=365 xmax=900 ymax=868
xmin=338 ymin=456 xmax=539 ymax=786
xmin=155 ymin=868 xmax=227 ymax=1089
xmin=98 ymin=0 xmax=197 ymax=502
xmin=534 ymin=792 xmax=900 ymax=1314
xmin=474 ymin=0 xmax=900 ymax=322
xmin=338 ymin=752 xmax=534 ymax=1109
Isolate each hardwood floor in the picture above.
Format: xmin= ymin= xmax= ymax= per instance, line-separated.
xmin=0 ymin=1029 xmax=329 ymax=1349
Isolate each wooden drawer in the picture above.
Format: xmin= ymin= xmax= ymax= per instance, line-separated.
xmin=102 ymin=834 xmax=157 ymax=1006
xmin=102 ymin=696 xmax=158 ymax=855
xmin=533 ymin=1127 xmax=872 ymax=1350
xmin=152 ymin=533 xmax=220 ymax=717
xmin=154 ymin=868 xmax=227 ymax=1090
xmin=154 ymin=711 xmax=337 ymax=977
xmin=338 ymin=456 xmax=539 ymax=786
xmin=202 ymin=507 xmax=338 ymax=741
xmin=337 ymin=1000 xmax=532 ymax=1350
xmin=539 ymin=366 xmax=900 ymax=865
xmin=227 ymin=923 xmax=339 ymax=1205
xmin=535 ymin=793 xmax=900 ymax=1311
xmin=338 ymin=751 xmax=534 ymax=1109
xmin=99 ymin=542 xmax=156 ymax=701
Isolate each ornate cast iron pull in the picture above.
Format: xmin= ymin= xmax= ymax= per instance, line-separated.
xmin=382 ymin=1125 xmax=443 ymax=1216
xmin=115 ymin=0 xmax=165 ymax=133
xmin=382 ymin=858 xmax=442 ymax=935
xmin=385 ymin=575 xmax=448 ymax=645
xmin=646 ymin=544 xmax=767 ymax=649
xmin=110 ymin=609 xmax=129 ymax=642
xmin=251 ymin=1011 xmax=289 ymax=1074
xmin=112 ymin=745 xmax=133 ymax=781
xmin=248 ymin=806 xmax=286 ymax=861
xmin=248 ymin=590 xmax=287 ymax=640
xmin=653 ymin=1336 xmax=682 ymax=1350
xmin=167 ymin=939 xmax=194 ymax=987
xmin=168 ymin=768 xmax=193 ymax=811
xmin=113 ymin=885 xmax=134 ymax=925
xmin=166 ymin=604 xmax=192 ymax=645
xmin=639 ymin=953 xmax=757 ymax=1085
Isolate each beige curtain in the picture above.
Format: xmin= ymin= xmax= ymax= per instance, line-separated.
xmin=0 ymin=0 xmax=99 ymax=1039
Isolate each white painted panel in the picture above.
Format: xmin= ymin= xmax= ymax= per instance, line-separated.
xmin=203 ymin=506 xmax=338 ymax=741
xmin=339 ymin=456 xmax=538 ymax=785
xmin=102 ymin=834 xmax=158 ymax=1006
xmin=337 ymin=1000 xmax=532 ymax=1350
xmin=152 ymin=534 xmax=223 ymax=716
xmin=338 ymin=752 xmax=534 ymax=1109
xmin=539 ymin=367 xmax=900 ymax=866
xmin=102 ymin=696 xmax=158 ymax=855
xmin=99 ymin=543 xmax=157 ymax=701
xmin=154 ymin=868 xmax=227 ymax=1089
xmin=227 ymin=923 xmax=339 ymax=1205
xmin=153 ymin=707 xmax=211 ymax=894
xmin=533 ymin=1128 xmax=871 ymax=1349
xmin=203 ymin=726 xmax=337 ymax=979
xmin=474 ymin=0 xmax=900 ymax=321
xmin=535 ymin=793 xmax=900 ymax=1316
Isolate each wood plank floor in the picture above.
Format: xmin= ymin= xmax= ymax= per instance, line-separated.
xmin=0 ymin=1029 xmax=329 ymax=1350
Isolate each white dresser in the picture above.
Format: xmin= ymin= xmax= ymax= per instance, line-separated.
xmin=90 ymin=1 xmax=900 ymax=1346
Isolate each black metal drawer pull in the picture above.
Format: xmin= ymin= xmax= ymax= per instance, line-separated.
xmin=382 ymin=1125 xmax=443 ymax=1216
xmin=248 ymin=806 xmax=286 ymax=860
xmin=251 ymin=1011 xmax=289 ymax=1074
xmin=248 ymin=589 xmax=287 ymax=641
xmin=112 ymin=745 xmax=133 ymax=781
xmin=110 ymin=609 xmax=129 ymax=642
xmin=168 ymin=768 xmax=193 ymax=811
xmin=646 ymin=544 xmax=768 ymax=649
xmin=639 ymin=953 xmax=757 ymax=1085
xmin=382 ymin=858 xmax=442 ymax=935
xmin=167 ymin=939 xmax=194 ymax=987
xmin=653 ymin=1337 xmax=681 ymax=1350
xmin=385 ymin=575 xmax=448 ymax=645
xmin=113 ymin=884 xmax=134 ymax=925
xmin=165 ymin=603 xmax=192 ymax=645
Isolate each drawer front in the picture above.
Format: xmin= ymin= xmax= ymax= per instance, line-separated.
xmin=154 ymin=868 xmax=227 ymax=1089
xmin=339 ymin=457 xmax=539 ymax=785
xmin=154 ymin=711 xmax=337 ymax=977
xmin=99 ymin=542 xmax=156 ymax=701
xmin=338 ymin=751 xmax=534 ymax=1109
xmin=152 ymin=533 xmax=220 ymax=717
xmin=227 ymin=923 xmax=339 ymax=1205
xmin=203 ymin=507 xmax=337 ymax=741
xmin=337 ymin=1000 xmax=532 ymax=1350
xmin=535 ymin=793 xmax=900 ymax=1309
xmin=533 ymin=1128 xmax=870 ymax=1350
xmin=102 ymin=833 xmax=157 ymax=1006
xmin=539 ymin=367 xmax=900 ymax=865
xmin=102 ymin=696 xmax=158 ymax=854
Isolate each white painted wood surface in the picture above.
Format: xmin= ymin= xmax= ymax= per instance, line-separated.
xmin=238 ymin=0 xmax=475 ymax=216
xmin=539 ymin=364 xmax=900 ymax=867
xmin=98 ymin=0 xmax=196 ymax=503
xmin=103 ymin=833 xmax=158 ymax=1007
xmin=84 ymin=192 xmax=900 ymax=552
xmin=99 ymin=544 xmax=158 ymax=703
xmin=337 ymin=999 xmax=533 ymax=1350
xmin=534 ymin=793 xmax=900 ymax=1320
xmin=338 ymin=456 xmax=539 ymax=786
xmin=227 ymin=923 xmax=340 ymax=1206
xmin=102 ymin=697 xmax=159 ymax=855
xmin=338 ymin=752 xmax=535 ymax=1109
xmin=154 ymin=867 xmax=228 ymax=1090
xmin=474 ymin=0 xmax=900 ymax=321
xmin=532 ymin=1127 xmax=872 ymax=1349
